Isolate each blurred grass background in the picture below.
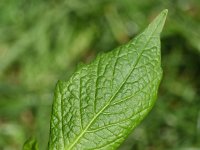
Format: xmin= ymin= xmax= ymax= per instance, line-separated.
xmin=0 ymin=0 xmax=200 ymax=150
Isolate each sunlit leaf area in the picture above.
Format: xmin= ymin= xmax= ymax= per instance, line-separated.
xmin=0 ymin=0 xmax=199 ymax=150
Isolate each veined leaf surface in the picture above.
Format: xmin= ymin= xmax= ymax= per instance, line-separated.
xmin=48 ymin=10 xmax=167 ymax=150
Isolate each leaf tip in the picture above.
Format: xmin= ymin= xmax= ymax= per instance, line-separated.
xmin=161 ymin=9 xmax=168 ymax=16
xmin=159 ymin=9 xmax=168 ymax=32
xmin=147 ymin=9 xmax=168 ymax=35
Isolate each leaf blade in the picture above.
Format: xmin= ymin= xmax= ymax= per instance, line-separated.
xmin=48 ymin=9 xmax=167 ymax=150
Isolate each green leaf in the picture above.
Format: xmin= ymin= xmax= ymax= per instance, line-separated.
xmin=23 ymin=137 xmax=39 ymax=150
xmin=48 ymin=10 xmax=167 ymax=150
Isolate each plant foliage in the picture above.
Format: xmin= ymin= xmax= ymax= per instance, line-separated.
xmin=48 ymin=10 xmax=167 ymax=149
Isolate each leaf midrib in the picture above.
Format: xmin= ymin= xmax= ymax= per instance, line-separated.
xmin=66 ymin=20 xmax=161 ymax=150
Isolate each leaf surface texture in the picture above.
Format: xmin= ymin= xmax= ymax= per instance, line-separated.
xmin=48 ymin=10 xmax=167 ymax=150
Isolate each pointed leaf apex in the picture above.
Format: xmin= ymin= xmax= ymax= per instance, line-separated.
xmin=144 ymin=9 xmax=168 ymax=36
xmin=162 ymin=9 xmax=168 ymax=16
